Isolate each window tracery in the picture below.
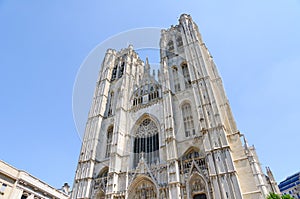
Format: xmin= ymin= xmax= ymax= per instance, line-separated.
xmin=105 ymin=126 xmax=113 ymax=158
xmin=107 ymin=92 xmax=114 ymax=117
xmin=167 ymin=40 xmax=174 ymax=51
xmin=172 ymin=66 xmax=181 ymax=92
xmin=176 ymin=36 xmax=183 ymax=47
xmin=118 ymin=62 xmax=125 ymax=78
xmin=133 ymin=118 xmax=159 ymax=168
xmin=182 ymin=103 xmax=195 ymax=137
xmin=179 ymin=149 xmax=207 ymax=175
xmin=182 ymin=63 xmax=191 ymax=88
xmin=94 ymin=168 xmax=108 ymax=194
xmin=132 ymin=84 xmax=160 ymax=107
xmin=166 ymin=40 xmax=175 ymax=58
xmin=111 ymin=64 xmax=117 ymax=81
xmin=111 ymin=56 xmax=126 ymax=81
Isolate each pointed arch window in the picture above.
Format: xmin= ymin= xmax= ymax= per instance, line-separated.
xmin=118 ymin=62 xmax=125 ymax=78
xmin=176 ymin=36 xmax=183 ymax=47
xmin=105 ymin=126 xmax=113 ymax=158
xmin=167 ymin=40 xmax=174 ymax=51
xmin=107 ymin=92 xmax=114 ymax=117
xmin=180 ymin=148 xmax=206 ymax=174
xmin=111 ymin=64 xmax=117 ymax=81
xmin=95 ymin=167 xmax=108 ymax=193
xmin=182 ymin=63 xmax=191 ymax=88
xmin=182 ymin=103 xmax=195 ymax=137
xmin=166 ymin=40 xmax=175 ymax=58
xmin=172 ymin=66 xmax=181 ymax=92
xmin=133 ymin=118 xmax=159 ymax=168
xmin=133 ymin=84 xmax=161 ymax=107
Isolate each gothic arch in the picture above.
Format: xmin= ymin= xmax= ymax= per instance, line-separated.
xmin=179 ymin=100 xmax=193 ymax=110
xmin=179 ymin=147 xmax=207 ymax=181
xmin=105 ymin=125 xmax=113 ymax=158
xmin=127 ymin=175 xmax=158 ymax=199
xmin=131 ymin=114 xmax=161 ymax=168
xmin=188 ymin=173 xmax=210 ymax=199
xmin=167 ymin=40 xmax=174 ymax=51
xmin=179 ymin=146 xmax=200 ymax=159
xmin=94 ymin=167 xmax=109 ymax=199
xmin=180 ymin=102 xmax=196 ymax=137
xmin=176 ymin=35 xmax=183 ymax=47
xmin=180 ymin=61 xmax=192 ymax=89
xmin=97 ymin=166 xmax=109 ymax=178
xmin=131 ymin=113 xmax=161 ymax=134
xmin=95 ymin=190 xmax=105 ymax=199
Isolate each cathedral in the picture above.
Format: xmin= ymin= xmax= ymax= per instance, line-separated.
xmin=71 ymin=14 xmax=280 ymax=199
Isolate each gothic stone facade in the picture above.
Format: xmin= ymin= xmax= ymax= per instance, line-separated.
xmin=71 ymin=14 xmax=279 ymax=199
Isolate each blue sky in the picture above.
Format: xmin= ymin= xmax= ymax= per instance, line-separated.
xmin=0 ymin=0 xmax=299 ymax=189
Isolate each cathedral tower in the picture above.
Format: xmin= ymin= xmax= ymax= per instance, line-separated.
xmin=71 ymin=14 xmax=279 ymax=199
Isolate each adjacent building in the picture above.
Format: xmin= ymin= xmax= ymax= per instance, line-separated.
xmin=71 ymin=14 xmax=280 ymax=199
xmin=0 ymin=160 xmax=69 ymax=199
xmin=279 ymin=172 xmax=300 ymax=199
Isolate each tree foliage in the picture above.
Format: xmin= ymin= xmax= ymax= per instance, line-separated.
xmin=266 ymin=193 xmax=294 ymax=199
xmin=281 ymin=194 xmax=294 ymax=199
xmin=267 ymin=193 xmax=281 ymax=199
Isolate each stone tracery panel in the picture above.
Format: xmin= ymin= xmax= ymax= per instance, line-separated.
xmin=133 ymin=118 xmax=160 ymax=168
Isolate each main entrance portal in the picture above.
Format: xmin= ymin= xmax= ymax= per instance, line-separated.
xmin=193 ymin=193 xmax=207 ymax=199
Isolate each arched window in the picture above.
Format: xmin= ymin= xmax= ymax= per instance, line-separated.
xmin=133 ymin=118 xmax=159 ymax=168
xmin=182 ymin=103 xmax=195 ymax=137
xmin=167 ymin=40 xmax=174 ymax=51
xmin=182 ymin=63 xmax=191 ymax=88
xmin=166 ymin=40 xmax=175 ymax=58
xmin=172 ymin=66 xmax=181 ymax=92
xmin=180 ymin=148 xmax=206 ymax=174
xmin=107 ymin=92 xmax=114 ymax=117
xmin=132 ymin=84 xmax=161 ymax=107
xmin=148 ymin=85 xmax=160 ymax=102
xmin=111 ymin=64 xmax=117 ymax=81
xmin=182 ymin=149 xmax=199 ymax=161
xmin=176 ymin=36 xmax=183 ymax=47
xmin=95 ymin=167 xmax=108 ymax=194
xmin=118 ymin=62 xmax=125 ymax=78
xmin=105 ymin=126 xmax=113 ymax=158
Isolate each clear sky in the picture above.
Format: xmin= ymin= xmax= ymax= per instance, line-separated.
xmin=0 ymin=0 xmax=299 ymax=189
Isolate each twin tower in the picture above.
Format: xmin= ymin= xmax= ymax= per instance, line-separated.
xmin=71 ymin=14 xmax=280 ymax=199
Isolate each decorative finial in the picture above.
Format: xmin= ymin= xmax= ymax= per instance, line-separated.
xmin=144 ymin=57 xmax=150 ymax=75
xmin=128 ymin=44 xmax=134 ymax=50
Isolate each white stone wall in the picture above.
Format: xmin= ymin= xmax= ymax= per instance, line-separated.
xmin=71 ymin=14 xmax=278 ymax=199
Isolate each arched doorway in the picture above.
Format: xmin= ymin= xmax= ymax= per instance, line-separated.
xmin=128 ymin=176 xmax=157 ymax=199
xmin=189 ymin=173 xmax=208 ymax=199
xmin=193 ymin=193 xmax=207 ymax=199
xmin=95 ymin=190 xmax=105 ymax=199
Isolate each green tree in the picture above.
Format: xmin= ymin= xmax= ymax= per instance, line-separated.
xmin=266 ymin=193 xmax=294 ymax=199
xmin=281 ymin=194 xmax=294 ymax=199
xmin=267 ymin=193 xmax=281 ymax=199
